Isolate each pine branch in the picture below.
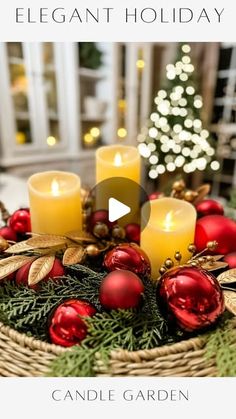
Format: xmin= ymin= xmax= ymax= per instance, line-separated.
xmin=205 ymin=318 xmax=236 ymax=376
xmin=49 ymin=307 xmax=180 ymax=377
xmin=0 ymin=264 xmax=105 ymax=339
xmin=0 ymin=263 xmax=183 ymax=377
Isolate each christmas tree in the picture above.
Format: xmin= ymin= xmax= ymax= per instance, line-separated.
xmin=138 ymin=44 xmax=220 ymax=180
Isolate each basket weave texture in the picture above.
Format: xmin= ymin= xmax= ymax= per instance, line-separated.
xmin=1 ymin=319 xmax=236 ymax=377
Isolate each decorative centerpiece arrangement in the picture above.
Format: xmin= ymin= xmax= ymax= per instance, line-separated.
xmin=0 ymin=144 xmax=236 ymax=377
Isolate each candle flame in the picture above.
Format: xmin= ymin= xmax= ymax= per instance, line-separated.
xmin=164 ymin=211 xmax=174 ymax=231
xmin=114 ymin=152 xmax=122 ymax=167
xmin=51 ymin=179 xmax=60 ymax=196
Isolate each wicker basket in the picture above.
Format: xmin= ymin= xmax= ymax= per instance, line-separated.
xmin=1 ymin=319 xmax=236 ymax=377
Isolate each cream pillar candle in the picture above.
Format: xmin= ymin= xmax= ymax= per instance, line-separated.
xmin=141 ymin=197 xmax=197 ymax=279
xmin=28 ymin=171 xmax=82 ymax=235
xmin=96 ymin=144 xmax=140 ymax=184
xmin=96 ymin=145 xmax=141 ymax=222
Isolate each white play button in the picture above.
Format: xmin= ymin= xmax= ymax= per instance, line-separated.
xmin=108 ymin=197 xmax=131 ymax=222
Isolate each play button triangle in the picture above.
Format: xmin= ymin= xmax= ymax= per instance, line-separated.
xmin=108 ymin=197 xmax=131 ymax=222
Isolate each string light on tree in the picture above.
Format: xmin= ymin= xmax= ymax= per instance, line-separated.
xmin=138 ymin=44 xmax=220 ymax=179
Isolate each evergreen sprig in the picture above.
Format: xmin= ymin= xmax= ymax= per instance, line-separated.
xmin=0 ymin=263 xmax=183 ymax=375
xmin=49 ymin=308 xmax=177 ymax=377
xmin=1 ymin=263 xmax=235 ymax=377
xmin=0 ymin=264 xmax=105 ymax=339
xmin=48 ymin=275 xmax=183 ymax=377
xmin=205 ymin=319 xmax=236 ymax=376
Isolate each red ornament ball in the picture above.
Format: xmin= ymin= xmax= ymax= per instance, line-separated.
xmin=89 ymin=210 xmax=115 ymax=230
xmin=99 ymin=269 xmax=144 ymax=310
xmin=9 ymin=208 xmax=31 ymax=234
xmin=148 ymin=192 xmax=164 ymax=201
xmin=158 ymin=266 xmax=224 ymax=332
xmin=0 ymin=226 xmax=17 ymax=241
xmin=15 ymin=258 xmax=65 ymax=288
xmin=104 ymin=243 xmax=151 ymax=276
xmin=224 ymin=252 xmax=236 ymax=269
xmin=125 ymin=223 xmax=141 ymax=243
xmin=195 ymin=215 xmax=236 ymax=254
xmin=49 ymin=299 xmax=96 ymax=347
xmin=196 ymin=199 xmax=224 ymax=217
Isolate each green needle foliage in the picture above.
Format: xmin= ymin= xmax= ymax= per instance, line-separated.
xmin=2 ymin=263 xmax=234 ymax=377
xmin=205 ymin=319 xmax=236 ymax=377
xmin=0 ymin=265 xmax=104 ymax=340
xmin=0 ymin=264 xmax=184 ymax=376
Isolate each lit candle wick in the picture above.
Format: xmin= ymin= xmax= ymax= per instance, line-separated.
xmin=164 ymin=211 xmax=174 ymax=231
xmin=114 ymin=152 xmax=122 ymax=167
xmin=51 ymin=179 xmax=60 ymax=196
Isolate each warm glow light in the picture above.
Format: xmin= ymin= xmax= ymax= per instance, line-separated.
xmin=163 ymin=211 xmax=174 ymax=231
xmin=179 ymin=73 xmax=188 ymax=81
xmin=117 ymin=128 xmax=127 ymax=139
xmin=47 ymin=136 xmax=57 ymax=147
xmin=16 ymin=132 xmax=26 ymax=145
xmin=182 ymin=44 xmax=191 ymax=53
xmin=211 ymin=161 xmax=220 ymax=171
xmin=118 ymin=99 xmax=126 ymax=110
xmin=90 ymin=127 xmax=100 ymax=138
xmin=136 ymin=59 xmax=145 ymax=69
xmin=51 ymin=179 xmax=60 ymax=196
xmin=84 ymin=133 xmax=94 ymax=144
xmin=114 ymin=152 xmax=123 ymax=167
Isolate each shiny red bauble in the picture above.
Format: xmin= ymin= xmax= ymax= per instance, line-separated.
xmin=124 ymin=223 xmax=141 ymax=243
xmin=224 ymin=252 xmax=236 ymax=269
xmin=49 ymin=299 xmax=96 ymax=347
xmin=15 ymin=258 xmax=65 ymax=288
xmin=158 ymin=266 xmax=224 ymax=332
xmin=0 ymin=226 xmax=17 ymax=241
xmin=9 ymin=208 xmax=31 ymax=234
xmin=196 ymin=199 xmax=224 ymax=217
xmin=99 ymin=269 xmax=144 ymax=310
xmin=104 ymin=243 xmax=151 ymax=276
xmin=195 ymin=215 xmax=236 ymax=254
xmin=89 ymin=210 xmax=115 ymax=230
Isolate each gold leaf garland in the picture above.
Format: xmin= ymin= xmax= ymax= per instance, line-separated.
xmin=218 ymin=269 xmax=236 ymax=316
xmin=27 ymin=235 xmax=67 ymax=248
xmin=0 ymin=255 xmax=36 ymax=280
xmin=4 ymin=240 xmax=35 ymax=254
xmin=217 ymin=269 xmax=236 ymax=285
xmin=224 ymin=291 xmax=236 ymax=316
xmin=0 ymin=231 xmax=107 ymax=284
xmin=28 ymin=255 xmax=55 ymax=286
xmin=62 ymin=246 xmax=86 ymax=266
xmin=66 ymin=231 xmax=96 ymax=244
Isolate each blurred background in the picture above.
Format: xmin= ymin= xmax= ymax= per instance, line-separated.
xmin=1 ymin=42 xmax=236 ymax=210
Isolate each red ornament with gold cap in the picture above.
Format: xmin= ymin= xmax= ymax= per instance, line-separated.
xmin=157 ymin=265 xmax=224 ymax=332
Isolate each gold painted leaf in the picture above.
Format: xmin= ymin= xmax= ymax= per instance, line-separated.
xmin=217 ymin=269 xmax=236 ymax=285
xmin=224 ymin=291 xmax=236 ymax=316
xmin=0 ymin=255 xmax=35 ymax=280
xmin=28 ymin=255 xmax=55 ymax=286
xmin=66 ymin=231 xmax=96 ymax=244
xmin=213 ymin=255 xmax=225 ymax=261
xmin=193 ymin=184 xmax=211 ymax=205
xmin=5 ymin=240 xmax=34 ymax=254
xmin=201 ymin=261 xmax=228 ymax=271
xmin=62 ymin=246 xmax=86 ymax=266
xmin=26 ymin=235 xmax=66 ymax=249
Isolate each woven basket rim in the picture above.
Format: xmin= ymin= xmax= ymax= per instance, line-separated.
xmin=1 ymin=318 xmax=236 ymax=362
xmin=0 ymin=320 xmax=210 ymax=360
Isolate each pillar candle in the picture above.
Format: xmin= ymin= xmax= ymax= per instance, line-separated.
xmin=28 ymin=171 xmax=82 ymax=235
xmin=141 ymin=197 xmax=196 ymax=279
xmin=96 ymin=145 xmax=141 ymax=223
xmin=96 ymin=144 xmax=140 ymax=184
